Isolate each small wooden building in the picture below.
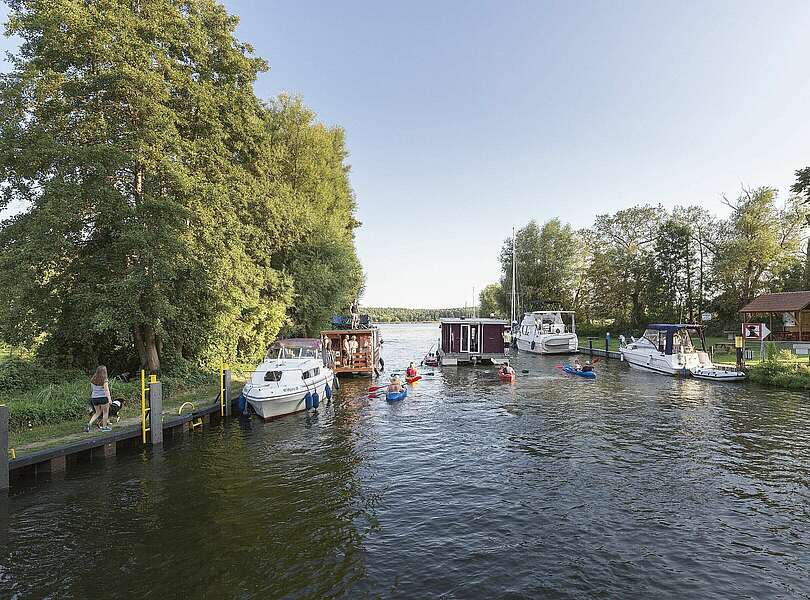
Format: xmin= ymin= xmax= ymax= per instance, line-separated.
xmin=438 ymin=317 xmax=509 ymax=365
xmin=321 ymin=328 xmax=381 ymax=377
xmin=739 ymin=291 xmax=810 ymax=341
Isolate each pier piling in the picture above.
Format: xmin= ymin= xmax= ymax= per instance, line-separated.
xmin=149 ymin=381 xmax=164 ymax=445
xmin=224 ymin=368 xmax=232 ymax=417
xmin=1 ymin=405 xmax=8 ymax=491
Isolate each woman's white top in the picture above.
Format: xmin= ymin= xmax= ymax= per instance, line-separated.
xmin=91 ymin=383 xmax=107 ymax=398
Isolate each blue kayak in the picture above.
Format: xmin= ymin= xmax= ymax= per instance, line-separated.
xmin=386 ymin=389 xmax=408 ymax=402
xmin=563 ymin=364 xmax=597 ymax=379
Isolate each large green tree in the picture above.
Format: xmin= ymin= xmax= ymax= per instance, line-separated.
xmin=790 ymin=166 xmax=810 ymax=288
xmin=498 ymin=219 xmax=583 ymax=316
xmin=712 ymin=187 xmax=805 ymax=320
xmin=0 ymin=0 xmax=361 ymax=371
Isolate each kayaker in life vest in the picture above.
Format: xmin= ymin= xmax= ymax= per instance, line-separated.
xmin=572 ymin=357 xmax=583 ymax=371
xmin=582 ymin=360 xmax=593 ymax=373
xmin=406 ymin=362 xmax=418 ymax=378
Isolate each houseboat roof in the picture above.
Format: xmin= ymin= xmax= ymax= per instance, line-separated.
xmin=439 ymin=317 xmax=508 ymax=325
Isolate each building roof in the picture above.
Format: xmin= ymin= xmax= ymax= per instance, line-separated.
xmin=739 ymin=291 xmax=810 ymax=313
xmin=440 ymin=317 xmax=508 ymax=324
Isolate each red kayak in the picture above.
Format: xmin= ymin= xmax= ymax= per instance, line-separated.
xmin=499 ymin=372 xmax=515 ymax=383
xmin=406 ymin=375 xmax=422 ymax=384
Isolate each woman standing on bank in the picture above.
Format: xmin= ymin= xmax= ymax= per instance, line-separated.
xmin=85 ymin=365 xmax=112 ymax=432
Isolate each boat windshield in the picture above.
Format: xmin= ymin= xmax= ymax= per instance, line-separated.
xmin=642 ymin=327 xmax=698 ymax=354
xmin=266 ymin=343 xmax=319 ymax=360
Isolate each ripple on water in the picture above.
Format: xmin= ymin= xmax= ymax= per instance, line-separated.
xmin=3 ymin=323 xmax=810 ymax=599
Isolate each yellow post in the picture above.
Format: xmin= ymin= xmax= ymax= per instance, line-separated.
xmin=140 ymin=369 xmax=149 ymax=444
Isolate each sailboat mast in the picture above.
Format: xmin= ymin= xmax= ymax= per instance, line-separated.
xmin=511 ymin=226 xmax=516 ymax=326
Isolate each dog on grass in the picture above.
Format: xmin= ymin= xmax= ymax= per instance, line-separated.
xmin=86 ymin=398 xmax=125 ymax=425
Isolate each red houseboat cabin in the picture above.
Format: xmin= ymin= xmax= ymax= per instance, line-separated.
xmin=438 ymin=317 xmax=509 ymax=365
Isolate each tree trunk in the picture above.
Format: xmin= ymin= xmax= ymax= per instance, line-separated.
xmin=134 ymin=323 xmax=160 ymax=372
xmin=804 ymin=230 xmax=810 ymax=289
xmin=134 ymin=325 xmax=147 ymax=368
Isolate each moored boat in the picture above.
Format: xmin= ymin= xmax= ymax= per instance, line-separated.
xmin=620 ymin=324 xmax=745 ymax=381
xmin=242 ymin=339 xmax=335 ymax=420
xmin=515 ymin=311 xmax=578 ymax=354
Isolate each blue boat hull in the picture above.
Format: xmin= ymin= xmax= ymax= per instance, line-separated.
xmin=386 ymin=389 xmax=408 ymax=402
xmin=563 ymin=365 xmax=596 ymax=379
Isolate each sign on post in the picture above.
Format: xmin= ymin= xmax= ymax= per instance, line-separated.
xmin=742 ymin=323 xmax=770 ymax=341
xmin=701 ymin=312 xmax=713 ymax=322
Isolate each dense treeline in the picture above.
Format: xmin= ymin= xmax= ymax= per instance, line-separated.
xmin=0 ymin=0 xmax=362 ymax=373
xmin=365 ymin=307 xmax=471 ymax=323
xmin=484 ymin=184 xmax=809 ymax=333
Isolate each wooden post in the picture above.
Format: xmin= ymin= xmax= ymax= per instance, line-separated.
xmin=605 ymin=333 xmax=610 ymax=353
xmin=0 ymin=405 xmax=8 ymax=491
xmin=588 ymin=338 xmax=593 ymax=357
xmin=224 ymin=368 xmax=232 ymax=417
xmin=149 ymin=381 xmax=163 ymax=445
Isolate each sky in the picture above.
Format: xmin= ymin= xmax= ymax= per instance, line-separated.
xmin=2 ymin=1 xmax=809 ymax=308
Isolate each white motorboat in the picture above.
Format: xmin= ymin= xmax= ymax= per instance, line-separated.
xmin=620 ymin=324 xmax=746 ymax=381
xmin=515 ymin=311 xmax=578 ymax=354
xmin=242 ymin=339 xmax=336 ymax=420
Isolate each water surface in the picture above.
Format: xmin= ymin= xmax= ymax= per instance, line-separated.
xmin=2 ymin=323 xmax=809 ymax=598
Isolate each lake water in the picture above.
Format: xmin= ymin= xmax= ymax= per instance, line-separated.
xmin=2 ymin=323 xmax=809 ymax=598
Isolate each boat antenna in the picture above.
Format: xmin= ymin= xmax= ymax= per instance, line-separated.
xmin=511 ymin=226 xmax=516 ymax=326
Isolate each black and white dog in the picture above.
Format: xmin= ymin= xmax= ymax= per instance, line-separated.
xmin=86 ymin=398 xmax=125 ymax=424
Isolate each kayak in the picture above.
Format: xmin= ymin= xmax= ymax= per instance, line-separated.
xmin=499 ymin=372 xmax=516 ymax=383
xmin=562 ymin=364 xmax=596 ymax=379
xmin=386 ymin=389 xmax=408 ymax=402
xmin=406 ymin=375 xmax=422 ymax=384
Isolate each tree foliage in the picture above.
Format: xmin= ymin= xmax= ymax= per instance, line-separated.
xmin=0 ymin=0 xmax=362 ymax=372
xmin=487 ymin=187 xmax=809 ymax=334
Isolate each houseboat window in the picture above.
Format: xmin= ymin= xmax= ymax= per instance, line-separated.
xmin=264 ymin=371 xmax=282 ymax=382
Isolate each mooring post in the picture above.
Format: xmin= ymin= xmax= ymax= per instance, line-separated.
xmin=588 ymin=338 xmax=593 ymax=357
xmin=149 ymin=380 xmax=163 ymax=445
xmin=605 ymin=333 xmax=610 ymax=354
xmin=224 ymin=367 xmax=232 ymax=417
xmin=0 ymin=405 xmax=8 ymax=491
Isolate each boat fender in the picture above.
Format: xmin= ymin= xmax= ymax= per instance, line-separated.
xmin=325 ymin=383 xmax=332 ymax=399
xmin=312 ymin=391 xmax=320 ymax=409
xmin=238 ymin=392 xmax=247 ymax=413
xmin=332 ymin=376 xmax=340 ymax=390
xmin=379 ymin=357 xmax=385 ymax=370
xmin=304 ymin=392 xmax=313 ymax=410
xmin=531 ymin=341 xmax=536 ymax=350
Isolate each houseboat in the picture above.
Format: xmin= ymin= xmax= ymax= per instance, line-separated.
xmin=437 ymin=317 xmax=509 ymax=366
xmin=321 ymin=316 xmax=382 ymax=377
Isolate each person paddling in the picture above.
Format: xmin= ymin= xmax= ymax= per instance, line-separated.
xmin=388 ymin=375 xmax=403 ymax=393
xmin=500 ymin=362 xmax=515 ymax=377
xmin=406 ymin=362 xmax=418 ymax=378
xmin=572 ymin=357 xmax=583 ymax=371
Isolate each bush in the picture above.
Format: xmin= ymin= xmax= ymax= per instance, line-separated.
xmin=7 ymin=378 xmax=138 ymax=431
xmin=748 ymin=361 xmax=810 ymax=392
xmin=0 ymin=357 xmax=85 ymax=392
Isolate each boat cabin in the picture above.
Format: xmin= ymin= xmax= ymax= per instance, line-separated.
xmin=438 ymin=317 xmax=509 ymax=365
xmin=320 ymin=327 xmax=381 ymax=377
xmin=636 ymin=324 xmax=707 ymax=355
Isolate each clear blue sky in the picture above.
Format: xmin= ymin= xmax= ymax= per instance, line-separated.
xmin=2 ymin=1 xmax=809 ymax=308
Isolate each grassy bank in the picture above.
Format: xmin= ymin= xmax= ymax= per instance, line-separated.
xmin=2 ymin=355 xmax=246 ymax=452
